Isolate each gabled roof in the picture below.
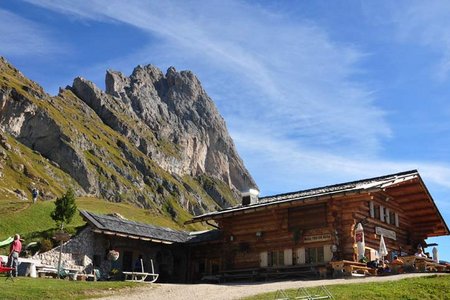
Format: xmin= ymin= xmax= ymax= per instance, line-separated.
xmin=186 ymin=170 xmax=449 ymax=237
xmin=80 ymin=210 xmax=220 ymax=244
xmin=80 ymin=210 xmax=189 ymax=244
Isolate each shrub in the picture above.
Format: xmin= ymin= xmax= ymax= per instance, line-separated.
xmin=40 ymin=238 xmax=54 ymax=252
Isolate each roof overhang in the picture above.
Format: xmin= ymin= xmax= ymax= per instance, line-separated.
xmin=381 ymin=176 xmax=449 ymax=237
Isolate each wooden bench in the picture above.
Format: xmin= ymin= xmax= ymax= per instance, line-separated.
xmin=262 ymin=265 xmax=322 ymax=280
xmin=329 ymin=260 xmax=375 ymax=277
xmin=220 ymin=268 xmax=259 ymax=282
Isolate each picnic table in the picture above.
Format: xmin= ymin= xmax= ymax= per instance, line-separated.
xmin=329 ymin=260 xmax=376 ymax=277
xmin=400 ymin=255 xmax=445 ymax=272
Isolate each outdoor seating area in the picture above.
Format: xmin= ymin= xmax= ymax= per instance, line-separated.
xmin=328 ymin=255 xmax=450 ymax=278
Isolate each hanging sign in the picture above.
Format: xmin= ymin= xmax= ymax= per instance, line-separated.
xmin=375 ymin=226 xmax=396 ymax=240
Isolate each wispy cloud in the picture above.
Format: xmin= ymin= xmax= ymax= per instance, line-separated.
xmin=390 ymin=1 xmax=450 ymax=81
xmin=232 ymin=131 xmax=450 ymax=197
xmin=24 ymin=0 xmax=390 ymax=156
xmin=0 ymin=8 xmax=61 ymax=56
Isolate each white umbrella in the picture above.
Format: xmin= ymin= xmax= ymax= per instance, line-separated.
xmin=379 ymin=235 xmax=388 ymax=260
xmin=433 ymin=247 xmax=438 ymax=263
xmin=355 ymin=223 xmax=365 ymax=261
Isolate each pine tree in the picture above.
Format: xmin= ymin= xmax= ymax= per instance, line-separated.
xmin=51 ymin=188 xmax=77 ymax=230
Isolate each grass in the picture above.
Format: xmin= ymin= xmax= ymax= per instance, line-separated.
xmin=243 ymin=275 xmax=450 ymax=300
xmin=0 ymin=276 xmax=139 ymax=300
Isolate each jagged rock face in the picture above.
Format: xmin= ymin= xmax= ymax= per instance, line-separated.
xmin=99 ymin=64 xmax=256 ymax=192
xmin=0 ymin=57 xmax=256 ymax=219
xmin=0 ymin=71 xmax=96 ymax=193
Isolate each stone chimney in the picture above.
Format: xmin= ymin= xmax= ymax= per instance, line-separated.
xmin=242 ymin=189 xmax=259 ymax=206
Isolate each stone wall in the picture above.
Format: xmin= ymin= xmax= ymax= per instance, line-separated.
xmin=34 ymin=225 xmax=189 ymax=282
xmin=34 ymin=226 xmax=94 ymax=272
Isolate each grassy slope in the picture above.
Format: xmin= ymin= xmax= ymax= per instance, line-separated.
xmin=244 ymin=275 xmax=450 ymax=300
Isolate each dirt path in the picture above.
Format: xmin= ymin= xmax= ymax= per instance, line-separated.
xmin=101 ymin=273 xmax=447 ymax=300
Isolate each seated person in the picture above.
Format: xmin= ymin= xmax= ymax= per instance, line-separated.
xmin=391 ymin=255 xmax=404 ymax=265
xmin=390 ymin=256 xmax=404 ymax=274
xmin=415 ymin=248 xmax=427 ymax=258
xmin=367 ymin=258 xmax=379 ymax=269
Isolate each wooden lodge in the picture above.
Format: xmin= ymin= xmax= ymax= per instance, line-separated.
xmin=185 ymin=170 xmax=449 ymax=281
xmin=50 ymin=170 xmax=448 ymax=283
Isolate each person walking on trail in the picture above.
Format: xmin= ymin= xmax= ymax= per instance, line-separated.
xmin=32 ymin=188 xmax=39 ymax=203
xmin=8 ymin=234 xmax=22 ymax=277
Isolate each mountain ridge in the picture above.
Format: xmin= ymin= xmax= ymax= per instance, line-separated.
xmin=0 ymin=56 xmax=256 ymax=225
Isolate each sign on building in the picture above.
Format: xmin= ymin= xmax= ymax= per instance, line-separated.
xmin=375 ymin=226 xmax=396 ymax=240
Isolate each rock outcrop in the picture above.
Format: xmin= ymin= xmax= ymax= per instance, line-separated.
xmin=0 ymin=57 xmax=256 ymax=222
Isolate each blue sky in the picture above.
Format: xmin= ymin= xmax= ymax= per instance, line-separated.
xmin=1 ymin=0 xmax=450 ymax=260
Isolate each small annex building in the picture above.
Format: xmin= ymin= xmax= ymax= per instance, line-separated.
xmin=185 ymin=170 xmax=449 ymax=281
xmin=37 ymin=210 xmax=215 ymax=282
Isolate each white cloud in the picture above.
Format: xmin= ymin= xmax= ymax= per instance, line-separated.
xmin=0 ymin=8 xmax=61 ymax=56
xmin=232 ymin=130 xmax=450 ymax=196
xmin=24 ymin=0 xmax=390 ymax=156
xmin=21 ymin=0 xmax=450 ymax=193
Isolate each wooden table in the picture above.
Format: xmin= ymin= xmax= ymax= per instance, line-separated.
xmin=329 ymin=260 xmax=375 ymax=276
xmin=400 ymin=255 xmax=442 ymax=272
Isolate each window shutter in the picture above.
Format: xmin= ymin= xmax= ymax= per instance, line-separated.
xmin=260 ymin=251 xmax=268 ymax=267
xmin=380 ymin=206 xmax=385 ymax=222
xmin=284 ymin=249 xmax=293 ymax=266
xmin=369 ymin=201 xmax=374 ymax=218
xmin=385 ymin=208 xmax=390 ymax=224
xmin=297 ymin=248 xmax=305 ymax=264
xmin=395 ymin=213 xmax=399 ymax=227
xmin=323 ymin=245 xmax=333 ymax=262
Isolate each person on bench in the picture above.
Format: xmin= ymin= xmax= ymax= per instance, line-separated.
xmin=415 ymin=248 xmax=427 ymax=258
xmin=367 ymin=258 xmax=379 ymax=269
xmin=390 ymin=256 xmax=404 ymax=274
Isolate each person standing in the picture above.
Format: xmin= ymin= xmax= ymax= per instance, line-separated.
xmin=8 ymin=234 xmax=22 ymax=277
xmin=32 ymin=188 xmax=39 ymax=203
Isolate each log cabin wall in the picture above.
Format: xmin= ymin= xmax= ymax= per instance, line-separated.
xmin=189 ymin=190 xmax=437 ymax=276
xmin=186 ymin=171 xmax=449 ymax=280
xmin=190 ymin=199 xmax=342 ymax=273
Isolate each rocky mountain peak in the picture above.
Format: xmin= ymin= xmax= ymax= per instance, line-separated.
xmin=0 ymin=58 xmax=256 ymax=222
xmin=99 ymin=64 xmax=257 ymax=192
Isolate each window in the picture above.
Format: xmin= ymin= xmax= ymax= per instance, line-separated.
xmin=268 ymin=250 xmax=285 ymax=266
xmin=389 ymin=211 xmax=396 ymax=225
xmin=373 ymin=204 xmax=380 ymax=219
xmin=305 ymin=247 xmax=324 ymax=264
